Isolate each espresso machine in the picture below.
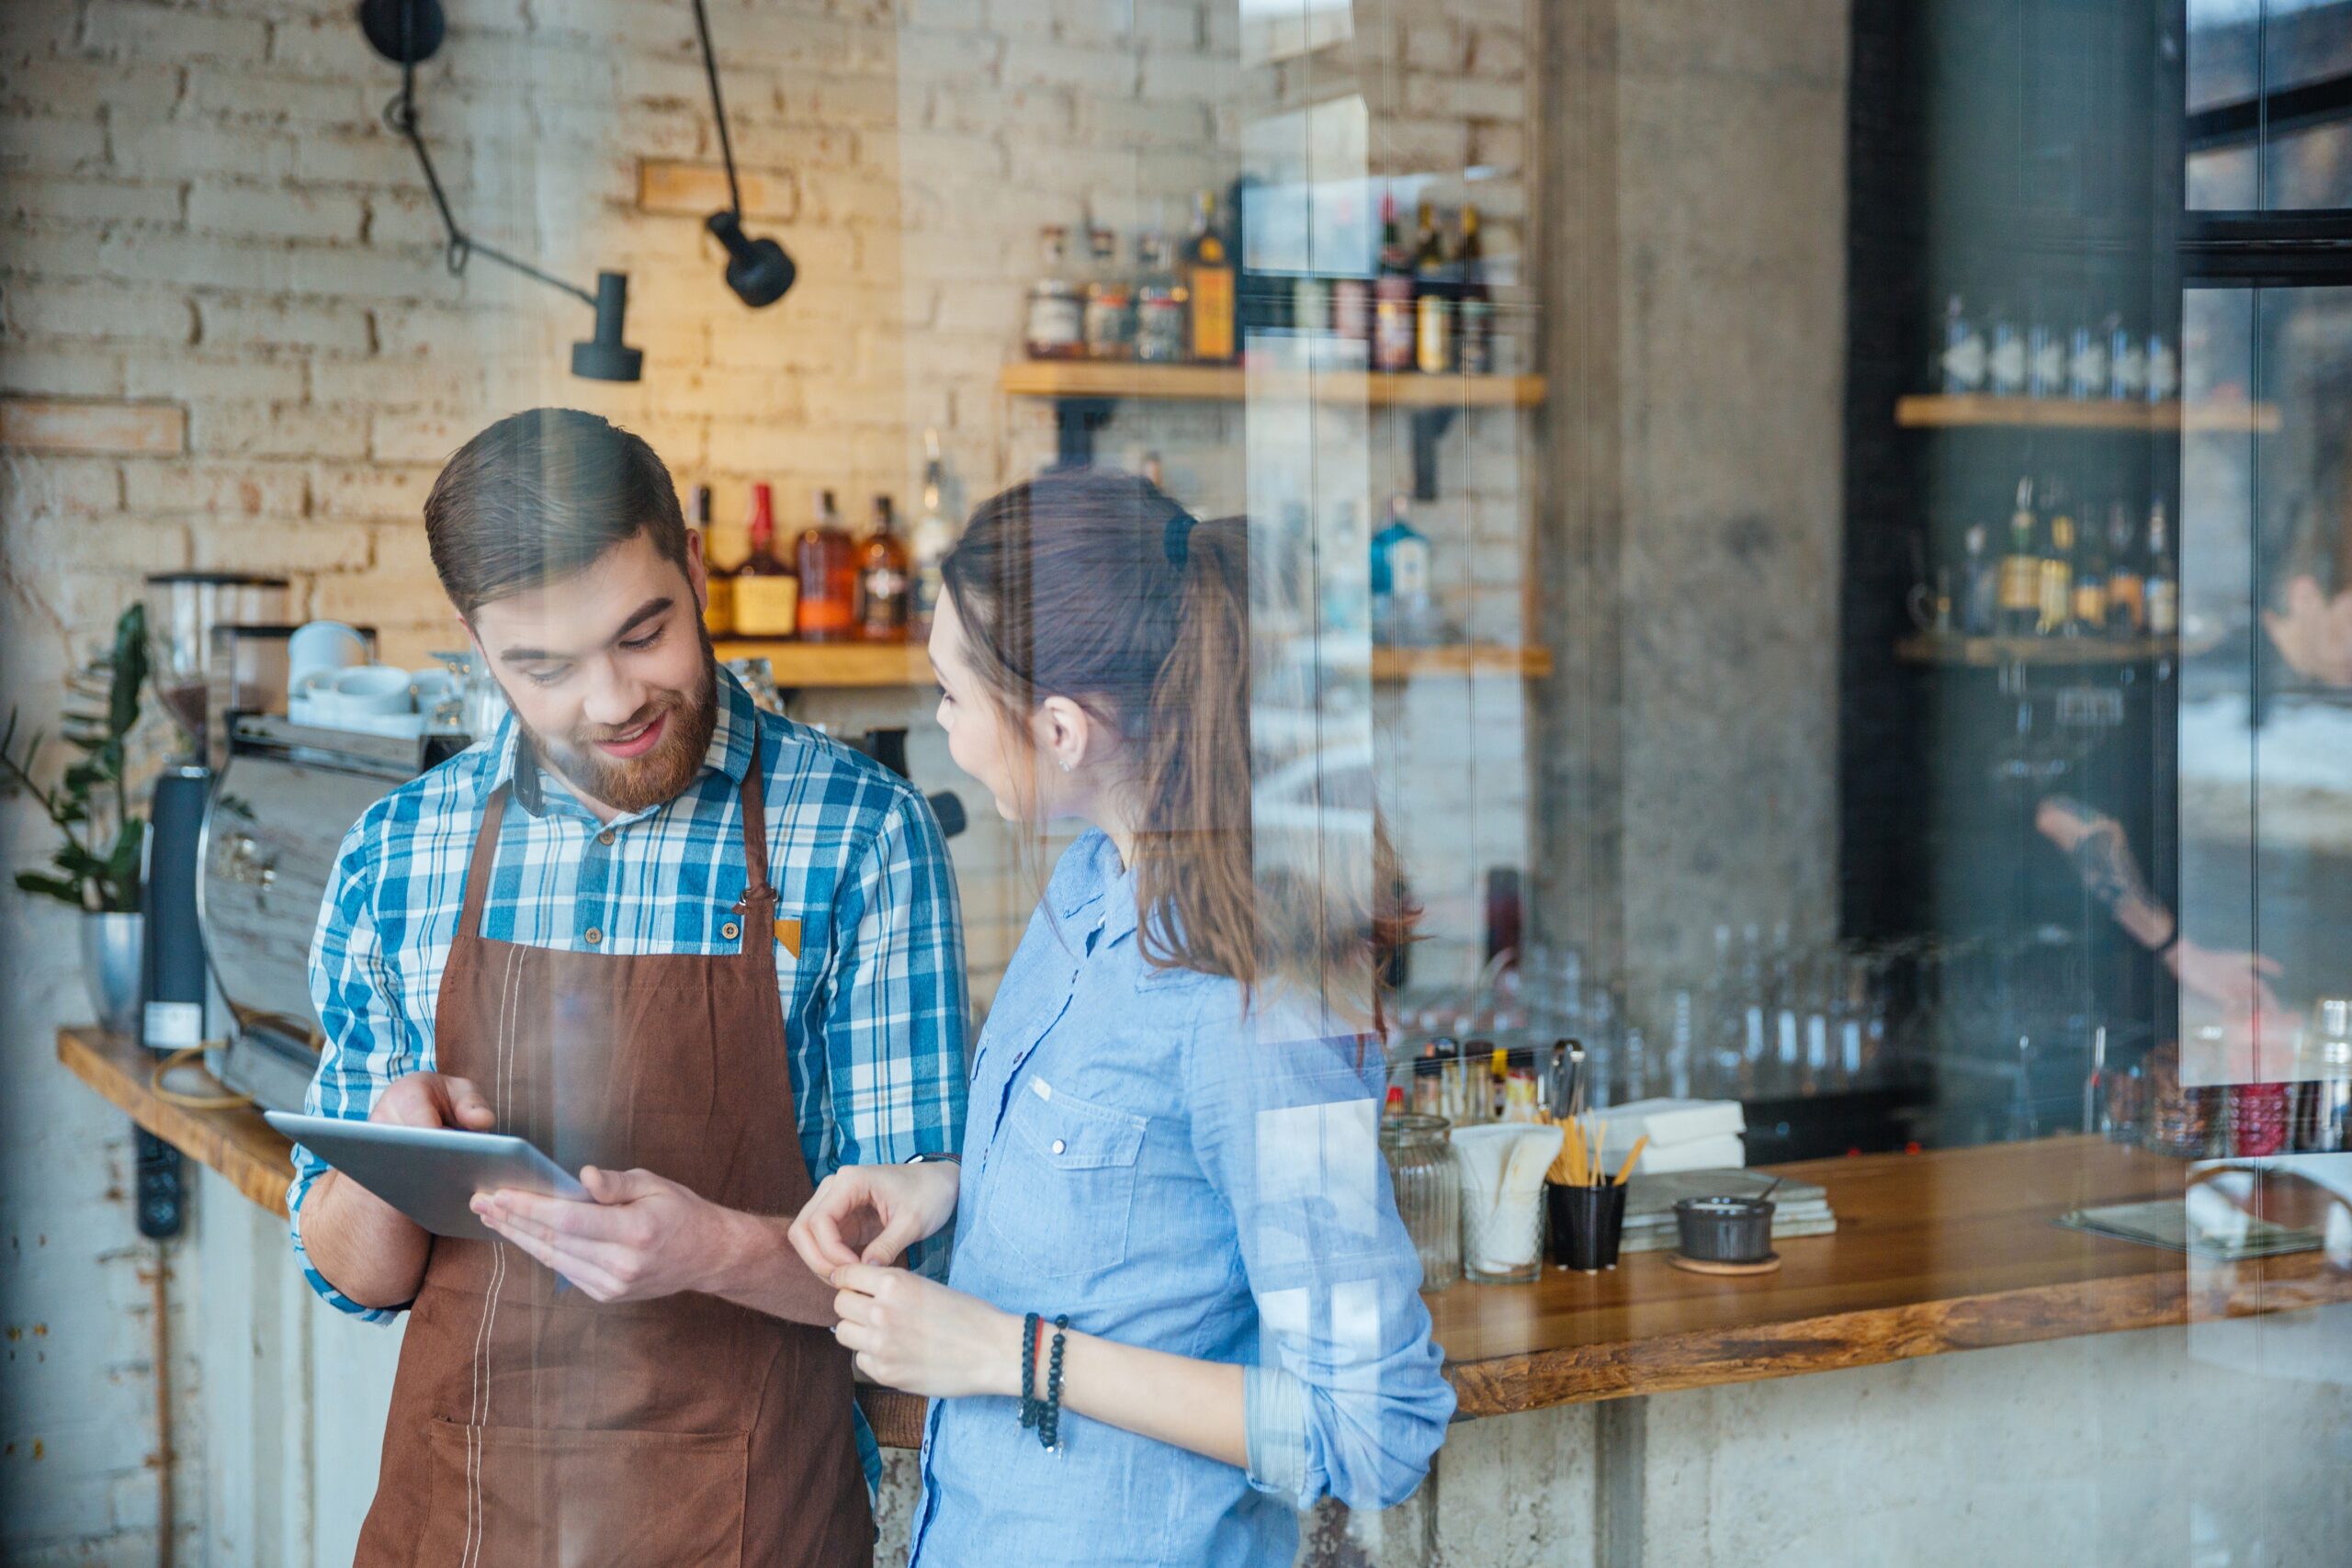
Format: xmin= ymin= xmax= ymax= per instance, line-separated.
xmin=139 ymin=572 xmax=292 ymax=1055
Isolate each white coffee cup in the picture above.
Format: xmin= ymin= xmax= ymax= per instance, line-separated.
xmin=331 ymin=664 xmax=416 ymax=716
xmin=288 ymin=620 xmax=371 ymax=686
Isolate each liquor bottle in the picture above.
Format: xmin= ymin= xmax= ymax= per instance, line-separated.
xmin=1082 ymin=222 xmax=1133 ymax=360
xmin=2067 ymin=320 xmax=2108 ymax=400
xmin=1960 ymin=523 xmax=1998 ymax=637
xmin=2104 ymin=500 xmax=2144 ymax=634
xmin=2146 ymin=329 xmax=2180 ymax=404
xmin=1370 ymin=493 xmax=1434 ymax=645
xmin=2027 ymin=301 xmax=2064 ymax=399
xmin=2145 ymin=498 xmax=2179 ymax=636
xmin=1182 ymin=190 xmax=1236 ymax=365
xmin=910 ymin=427 xmax=956 ymax=632
xmin=1455 ymin=203 xmax=1494 ymax=375
xmin=1987 ymin=303 xmax=2027 ymax=396
xmin=694 ymin=484 xmax=735 ymax=637
xmin=2107 ymin=315 xmax=2146 ymax=401
xmin=1412 ymin=201 xmax=1453 ymax=375
xmin=1025 ymin=225 xmax=1083 ymax=361
xmin=1292 ymin=271 xmax=1328 ymax=345
xmin=1998 ymin=479 xmax=2042 ymax=636
xmin=731 ymin=482 xmax=798 ymax=639
xmin=1939 ymin=295 xmax=1986 ymax=394
xmin=854 ymin=494 xmax=911 ymax=643
xmin=1329 ymin=196 xmax=1372 ymax=367
xmin=1373 ymin=192 xmax=1415 ymax=373
xmin=1134 ymin=229 xmax=1186 ymax=365
xmin=1322 ymin=499 xmax=1371 ymax=631
xmin=2069 ymin=506 xmax=2108 ymax=635
xmin=2038 ymin=480 xmax=2075 ymax=636
xmin=794 ymin=489 xmax=857 ymax=642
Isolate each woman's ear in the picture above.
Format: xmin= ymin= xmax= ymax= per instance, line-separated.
xmin=1035 ymin=695 xmax=1093 ymax=772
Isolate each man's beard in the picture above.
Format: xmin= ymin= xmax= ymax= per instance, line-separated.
xmin=519 ymin=630 xmax=721 ymax=816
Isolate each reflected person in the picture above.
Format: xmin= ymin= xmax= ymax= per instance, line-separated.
xmin=292 ymin=410 xmax=967 ymax=1566
xmin=789 ymin=471 xmax=1454 ymax=1566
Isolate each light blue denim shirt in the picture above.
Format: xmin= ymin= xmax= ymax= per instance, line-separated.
xmin=908 ymin=831 xmax=1454 ymax=1568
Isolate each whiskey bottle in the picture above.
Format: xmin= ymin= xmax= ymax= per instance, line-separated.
xmin=1960 ymin=523 xmax=1997 ymax=637
xmin=1412 ymin=200 xmax=1453 ymax=374
xmin=1997 ymin=479 xmax=2042 ymax=637
xmin=1455 ymin=203 xmax=1494 ymax=375
xmin=854 ymin=493 xmax=911 ymax=643
xmin=1373 ymin=192 xmax=1415 ymax=374
xmin=1024 ymin=225 xmax=1084 ymax=361
xmin=1182 ymin=190 xmax=1236 ymax=365
xmin=731 ymin=482 xmax=798 ymax=639
xmin=910 ymin=427 xmax=956 ymax=632
xmin=2145 ymin=499 xmax=2179 ymax=636
xmin=2069 ymin=508 xmax=2108 ymax=634
xmin=694 ymin=484 xmax=735 ymax=637
xmin=2104 ymin=500 xmax=2144 ymax=634
xmin=2038 ymin=479 xmax=2075 ymax=636
xmin=794 ymin=489 xmax=857 ymax=642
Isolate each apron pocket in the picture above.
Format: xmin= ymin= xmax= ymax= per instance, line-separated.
xmin=418 ymin=1416 xmax=749 ymax=1568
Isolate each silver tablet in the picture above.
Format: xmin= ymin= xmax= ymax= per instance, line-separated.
xmin=266 ymin=1111 xmax=590 ymax=1241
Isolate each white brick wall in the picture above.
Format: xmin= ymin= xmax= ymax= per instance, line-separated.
xmin=0 ymin=2 xmax=1539 ymax=1560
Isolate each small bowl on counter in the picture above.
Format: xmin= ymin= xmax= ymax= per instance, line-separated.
xmin=1671 ymin=1195 xmax=1776 ymax=1265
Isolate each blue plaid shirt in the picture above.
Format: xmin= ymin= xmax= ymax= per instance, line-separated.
xmin=291 ymin=667 xmax=967 ymax=1481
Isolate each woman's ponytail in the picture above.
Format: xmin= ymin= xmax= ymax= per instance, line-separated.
xmin=942 ymin=470 xmax=1413 ymax=1019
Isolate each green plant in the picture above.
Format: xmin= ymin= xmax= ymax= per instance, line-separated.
xmin=1 ymin=604 xmax=151 ymax=913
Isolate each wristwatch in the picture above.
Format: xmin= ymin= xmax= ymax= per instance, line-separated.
xmin=905 ymin=1151 xmax=962 ymax=1166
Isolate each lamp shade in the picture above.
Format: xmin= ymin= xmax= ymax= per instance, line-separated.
xmin=571 ymin=271 xmax=643 ymax=382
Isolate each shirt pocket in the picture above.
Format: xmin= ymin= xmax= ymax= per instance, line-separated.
xmin=981 ymin=1078 xmax=1147 ymax=1281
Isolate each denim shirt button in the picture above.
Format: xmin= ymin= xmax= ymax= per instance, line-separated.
xmin=1051 ymin=1138 xmax=1066 ymax=1155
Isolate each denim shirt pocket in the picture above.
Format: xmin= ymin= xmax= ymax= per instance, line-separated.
xmin=980 ymin=1078 xmax=1147 ymax=1280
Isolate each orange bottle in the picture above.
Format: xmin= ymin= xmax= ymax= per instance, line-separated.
xmin=794 ymin=489 xmax=857 ymax=642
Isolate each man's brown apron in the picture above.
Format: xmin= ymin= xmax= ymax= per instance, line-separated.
xmin=355 ymin=760 xmax=873 ymax=1568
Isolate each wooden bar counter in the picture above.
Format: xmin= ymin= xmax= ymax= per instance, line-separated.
xmin=1434 ymin=1133 xmax=2351 ymax=1417
xmin=61 ymin=1026 xmax=2351 ymax=1441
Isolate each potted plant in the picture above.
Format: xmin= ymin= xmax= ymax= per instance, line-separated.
xmin=2 ymin=604 xmax=152 ymax=1036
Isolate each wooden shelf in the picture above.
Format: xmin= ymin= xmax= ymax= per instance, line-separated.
xmin=58 ymin=1026 xmax=295 ymax=1215
xmin=1001 ymin=360 xmax=1547 ymax=408
xmin=1894 ymin=394 xmax=2280 ymax=434
xmin=1371 ymin=644 xmax=1555 ymax=680
xmin=53 ymin=1026 xmax=928 ymax=1448
xmin=714 ymin=640 xmax=934 ymax=687
xmin=1897 ymin=633 xmax=2201 ymax=668
xmin=718 ymin=639 xmax=1553 ymax=686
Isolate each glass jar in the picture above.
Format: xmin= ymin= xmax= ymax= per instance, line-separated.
xmin=1378 ymin=1113 xmax=1460 ymax=1292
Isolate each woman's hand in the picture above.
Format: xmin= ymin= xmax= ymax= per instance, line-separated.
xmin=788 ymin=1161 xmax=962 ymax=1274
xmin=830 ymin=1263 xmax=1023 ymax=1399
xmin=2169 ymin=938 xmax=2287 ymax=1017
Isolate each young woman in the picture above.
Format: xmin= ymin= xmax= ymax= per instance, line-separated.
xmin=787 ymin=469 xmax=1453 ymax=1565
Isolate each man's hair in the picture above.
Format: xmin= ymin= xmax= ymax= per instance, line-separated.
xmin=423 ymin=408 xmax=687 ymax=618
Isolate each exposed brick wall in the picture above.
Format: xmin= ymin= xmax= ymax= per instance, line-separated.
xmin=1 ymin=2 xmax=1538 ymax=1560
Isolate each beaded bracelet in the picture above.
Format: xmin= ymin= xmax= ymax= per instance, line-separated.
xmin=1038 ymin=1314 xmax=1070 ymax=1452
xmin=1017 ymin=1311 xmax=1041 ymax=1431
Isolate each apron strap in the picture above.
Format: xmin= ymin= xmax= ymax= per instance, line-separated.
xmin=457 ymin=783 xmax=510 ymax=942
xmin=737 ymin=730 xmax=774 ymax=906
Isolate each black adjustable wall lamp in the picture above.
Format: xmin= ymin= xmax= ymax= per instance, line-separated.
xmin=691 ymin=0 xmax=796 ymax=307
xmin=359 ymin=0 xmax=644 ymax=381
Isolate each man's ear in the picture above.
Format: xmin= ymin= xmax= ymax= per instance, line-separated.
xmin=684 ymin=529 xmax=710 ymax=615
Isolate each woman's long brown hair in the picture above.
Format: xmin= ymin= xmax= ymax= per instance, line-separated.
xmin=942 ymin=468 xmax=1413 ymax=1023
